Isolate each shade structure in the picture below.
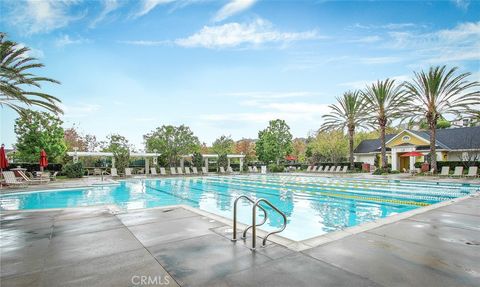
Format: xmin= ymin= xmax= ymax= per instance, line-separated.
xmin=39 ymin=149 xmax=48 ymax=168
xmin=400 ymin=151 xmax=424 ymax=157
xmin=0 ymin=145 xmax=8 ymax=170
xmin=285 ymin=155 xmax=297 ymax=161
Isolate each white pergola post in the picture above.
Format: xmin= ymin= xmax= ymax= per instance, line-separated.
xmin=391 ymin=149 xmax=398 ymax=171
xmin=239 ymin=158 xmax=244 ymax=172
xmin=180 ymin=158 xmax=184 ymax=168
xmin=145 ymin=157 xmax=149 ymax=174
xmin=409 ymin=156 xmax=415 ymax=171
xmin=112 ymin=157 xmax=116 ymax=168
xmin=227 ymin=158 xmax=231 ymax=169
xmin=205 ymin=158 xmax=209 ymax=171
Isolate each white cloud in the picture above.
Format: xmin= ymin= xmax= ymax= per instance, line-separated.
xmin=359 ymin=56 xmax=402 ymax=64
xmin=339 ymin=74 xmax=410 ymax=90
xmin=352 ymin=23 xmax=421 ymax=30
xmin=118 ymin=40 xmax=169 ymax=46
xmin=213 ymin=0 xmax=257 ymax=22
xmin=61 ymin=103 xmax=102 ymax=118
xmin=135 ymin=0 xmax=175 ymax=17
xmin=175 ymin=18 xmax=320 ymax=49
xmin=223 ymin=91 xmax=316 ymax=99
xmin=55 ymin=35 xmax=89 ymax=47
xmin=348 ymin=35 xmax=381 ymax=43
xmin=452 ymin=0 xmax=470 ymax=10
xmin=4 ymin=0 xmax=84 ymax=35
xmin=17 ymin=43 xmax=44 ymax=58
xmin=90 ymin=0 xmax=121 ymax=28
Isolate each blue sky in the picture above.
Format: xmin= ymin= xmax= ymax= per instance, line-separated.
xmin=1 ymin=0 xmax=479 ymax=150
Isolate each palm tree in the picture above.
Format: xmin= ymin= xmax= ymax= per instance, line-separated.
xmin=320 ymin=90 xmax=369 ymax=170
xmin=363 ymin=79 xmax=408 ymax=171
xmin=0 ymin=33 xmax=62 ymax=115
xmin=403 ymin=66 xmax=480 ymax=173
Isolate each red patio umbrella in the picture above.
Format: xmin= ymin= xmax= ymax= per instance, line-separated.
xmin=0 ymin=144 xmax=8 ymax=171
xmin=400 ymin=151 xmax=424 ymax=157
xmin=39 ymin=149 xmax=48 ymax=171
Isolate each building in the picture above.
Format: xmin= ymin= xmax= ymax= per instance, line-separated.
xmin=354 ymin=126 xmax=480 ymax=171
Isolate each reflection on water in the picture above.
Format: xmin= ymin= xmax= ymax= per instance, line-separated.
xmin=1 ymin=175 xmax=477 ymax=241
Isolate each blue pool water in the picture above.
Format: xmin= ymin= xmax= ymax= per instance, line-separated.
xmin=1 ymin=175 xmax=478 ymax=241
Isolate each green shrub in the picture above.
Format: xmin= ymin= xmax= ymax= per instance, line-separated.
xmin=268 ymin=164 xmax=285 ymax=173
xmin=63 ymin=162 xmax=84 ymax=178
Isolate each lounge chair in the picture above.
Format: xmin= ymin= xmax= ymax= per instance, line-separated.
xmin=2 ymin=171 xmax=28 ymax=187
xmin=184 ymin=167 xmax=191 ymax=175
xmin=18 ymin=170 xmax=48 ymax=184
xmin=160 ymin=167 xmax=167 ymax=176
xmin=125 ymin=168 xmax=132 ymax=177
xmin=451 ymin=166 xmax=463 ymax=177
xmin=252 ymin=166 xmax=258 ymax=173
xmin=316 ymin=166 xmax=324 ymax=173
xmin=466 ymin=166 xmax=478 ymax=178
xmin=334 ymin=166 xmax=342 ymax=173
xmin=93 ymin=168 xmax=103 ymax=176
xmin=248 ymin=166 xmax=253 ymax=173
xmin=192 ymin=167 xmax=199 ymax=175
xmin=341 ymin=166 xmax=348 ymax=173
xmin=110 ymin=168 xmax=119 ymax=177
xmin=439 ymin=166 xmax=450 ymax=177
xmin=322 ymin=166 xmax=330 ymax=173
xmin=201 ymin=167 xmax=208 ymax=174
xmin=227 ymin=166 xmax=234 ymax=173
xmin=311 ymin=166 xmax=318 ymax=172
xmin=150 ymin=167 xmax=158 ymax=176
xmin=424 ymin=168 xmax=434 ymax=176
xmin=170 ymin=167 xmax=177 ymax=175
xmin=176 ymin=167 xmax=184 ymax=175
xmin=219 ymin=166 xmax=226 ymax=174
xmin=50 ymin=171 xmax=58 ymax=181
xmin=306 ymin=166 xmax=312 ymax=172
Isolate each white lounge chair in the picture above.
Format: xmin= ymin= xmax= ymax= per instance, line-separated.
xmin=150 ymin=167 xmax=158 ymax=176
xmin=170 ymin=167 xmax=177 ymax=175
xmin=252 ymin=166 xmax=258 ymax=173
xmin=248 ymin=166 xmax=253 ymax=173
xmin=341 ymin=166 xmax=348 ymax=173
xmin=2 ymin=171 xmax=27 ymax=187
xmin=184 ymin=167 xmax=191 ymax=175
xmin=451 ymin=166 xmax=463 ymax=177
xmin=439 ymin=166 xmax=450 ymax=177
xmin=316 ymin=166 xmax=324 ymax=173
xmin=227 ymin=166 xmax=234 ymax=173
xmin=466 ymin=166 xmax=478 ymax=178
xmin=306 ymin=166 xmax=312 ymax=172
xmin=160 ymin=167 xmax=167 ymax=176
xmin=125 ymin=168 xmax=132 ymax=177
xmin=50 ymin=171 xmax=58 ymax=181
xmin=219 ymin=166 xmax=226 ymax=174
xmin=334 ymin=166 xmax=341 ymax=173
xmin=176 ymin=167 xmax=184 ymax=175
xmin=202 ymin=167 xmax=208 ymax=174
xmin=192 ymin=167 xmax=199 ymax=175
xmin=110 ymin=168 xmax=119 ymax=177
xmin=327 ymin=166 xmax=335 ymax=172
xmin=312 ymin=166 xmax=318 ymax=172
xmin=18 ymin=170 xmax=48 ymax=184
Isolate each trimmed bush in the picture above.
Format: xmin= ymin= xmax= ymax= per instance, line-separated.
xmin=268 ymin=164 xmax=285 ymax=173
xmin=63 ymin=162 xmax=84 ymax=178
xmin=6 ymin=163 xmax=63 ymax=172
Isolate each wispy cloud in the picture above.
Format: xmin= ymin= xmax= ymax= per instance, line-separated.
xmin=135 ymin=0 xmax=175 ymax=17
xmin=55 ymin=35 xmax=90 ymax=47
xmin=61 ymin=103 xmax=102 ymax=118
xmin=222 ymin=91 xmax=317 ymax=99
xmin=352 ymin=23 xmax=422 ymax=30
xmin=90 ymin=0 xmax=121 ymax=28
xmin=3 ymin=0 xmax=85 ymax=35
xmin=213 ymin=0 xmax=257 ymax=22
xmin=347 ymin=35 xmax=381 ymax=43
xmin=118 ymin=40 xmax=169 ymax=46
xmin=359 ymin=56 xmax=402 ymax=64
xmin=339 ymin=74 xmax=411 ymax=90
xmin=451 ymin=0 xmax=470 ymax=10
xmin=175 ymin=18 xmax=320 ymax=49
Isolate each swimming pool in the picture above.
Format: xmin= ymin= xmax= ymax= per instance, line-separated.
xmin=1 ymin=175 xmax=478 ymax=241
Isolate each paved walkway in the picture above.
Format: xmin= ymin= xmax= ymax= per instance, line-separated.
xmin=1 ymin=196 xmax=479 ymax=287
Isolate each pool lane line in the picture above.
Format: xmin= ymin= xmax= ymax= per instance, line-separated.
xmin=199 ymin=178 xmax=430 ymax=207
xmin=206 ymin=177 xmax=449 ymax=203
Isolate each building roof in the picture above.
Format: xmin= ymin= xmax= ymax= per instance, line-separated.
xmin=354 ymin=126 xmax=480 ymax=153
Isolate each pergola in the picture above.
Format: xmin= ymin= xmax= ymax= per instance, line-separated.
xmin=181 ymin=154 xmax=245 ymax=171
xmin=66 ymin=151 xmax=160 ymax=174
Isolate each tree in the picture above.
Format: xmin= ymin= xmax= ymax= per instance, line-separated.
xmin=292 ymin=138 xmax=307 ymax=163
xmin=320 ymin=91 xmax=369 ymax=170
xmin=144 ymin=125 xmax=200 ymax=167
xmin=0 ymin=33 xmax=62 ymax=115
xmin=255 ymin=119 xmax=293 ymax=164
xmin=404 ymin=66 xmax=480 ymax=173
xmin=192 ymin=152 xmax=203 ymax=168
xmin=307 ymin=130 xmax=348 ymax=163
xmin=235 ymin=139 xmax=256 ymax=162
xmin=211 ymin=135 xmax=235 ymax=155
xmin=102 ymin=134 xmax=131 ymax=173
xmin=363 ymin=79 xmax=408 ymax=171
xmin=14 ymin=110 xmax=67 ymax=163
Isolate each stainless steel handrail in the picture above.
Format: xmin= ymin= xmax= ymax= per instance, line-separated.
xmin=231 ymin=195 xmax=267 ymax=241
xmin=252 ymin=198 xmax=287 ymax=250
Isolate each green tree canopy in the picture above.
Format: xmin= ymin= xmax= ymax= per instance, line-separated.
xmin=14 ymin=110 xmax=67 ymax=163
xmin=211 ymin=135 xmax=235 ymax=155
xmin=255 ymin=119 xmax=293 ymax=164
xmin=144 ymin=125 xmax=200 ymax=167
xmin=307 ymin=130 xmax=348 ymax=163
xmin=0 ymin=33 xmax=62 ymax=115
xmin=102 ymin=134 xmax=132 ymax=173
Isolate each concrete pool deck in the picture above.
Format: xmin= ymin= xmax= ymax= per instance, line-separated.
xmin=1 ymin=194 xmax=479 ymax=286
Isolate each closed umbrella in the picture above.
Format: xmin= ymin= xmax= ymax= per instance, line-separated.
xmin=39 ymin=149 xmax=48 ymax=171
xmin=0 ymin=144 xmax=8 ymax=172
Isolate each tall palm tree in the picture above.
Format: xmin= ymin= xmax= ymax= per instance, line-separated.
xmin=321 ymin=90 xmax=369 ymax=170
xmin=404 ymin=66 xmax=480 ymax=173
xmin=363 ymin=79 xmax=408 ymax=171
xmin=0 ymin=33 xmax=62 ymax=115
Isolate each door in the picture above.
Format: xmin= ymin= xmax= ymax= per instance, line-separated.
xmin=399 ymin=156 xmax=409 ymax=171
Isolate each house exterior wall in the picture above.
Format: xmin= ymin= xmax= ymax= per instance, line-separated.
xmin=354 ymin=154 xmax=375 ymax=165
xmin=447 ymin=151 xmax=480 ymax=161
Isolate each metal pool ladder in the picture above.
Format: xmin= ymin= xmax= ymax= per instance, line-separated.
xmin=231 ymin=195 xmax=287 ymax=250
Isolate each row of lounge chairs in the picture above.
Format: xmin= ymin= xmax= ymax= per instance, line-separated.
xmin=110 ymin=166 xmax=238 ymax=177
xmin=1 ymin=170 xmax=58 ymax=187
xmin=305 ymin=165 xmax=348 ymax=173
xmin=436 ymin=166 xmax=478 ymax=178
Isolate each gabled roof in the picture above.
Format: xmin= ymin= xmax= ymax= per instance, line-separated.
xmin=354 ymin=126 xmax=480 ymax=153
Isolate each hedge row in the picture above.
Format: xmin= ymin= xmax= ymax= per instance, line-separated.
xmin=3 ymin=163 xmax=63 ymax=172
xmin=414 ymin=161 xmax=479 ymax=169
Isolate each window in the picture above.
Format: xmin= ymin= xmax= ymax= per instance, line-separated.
xmin=402 ymin=135 xmax=410 ymax=142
